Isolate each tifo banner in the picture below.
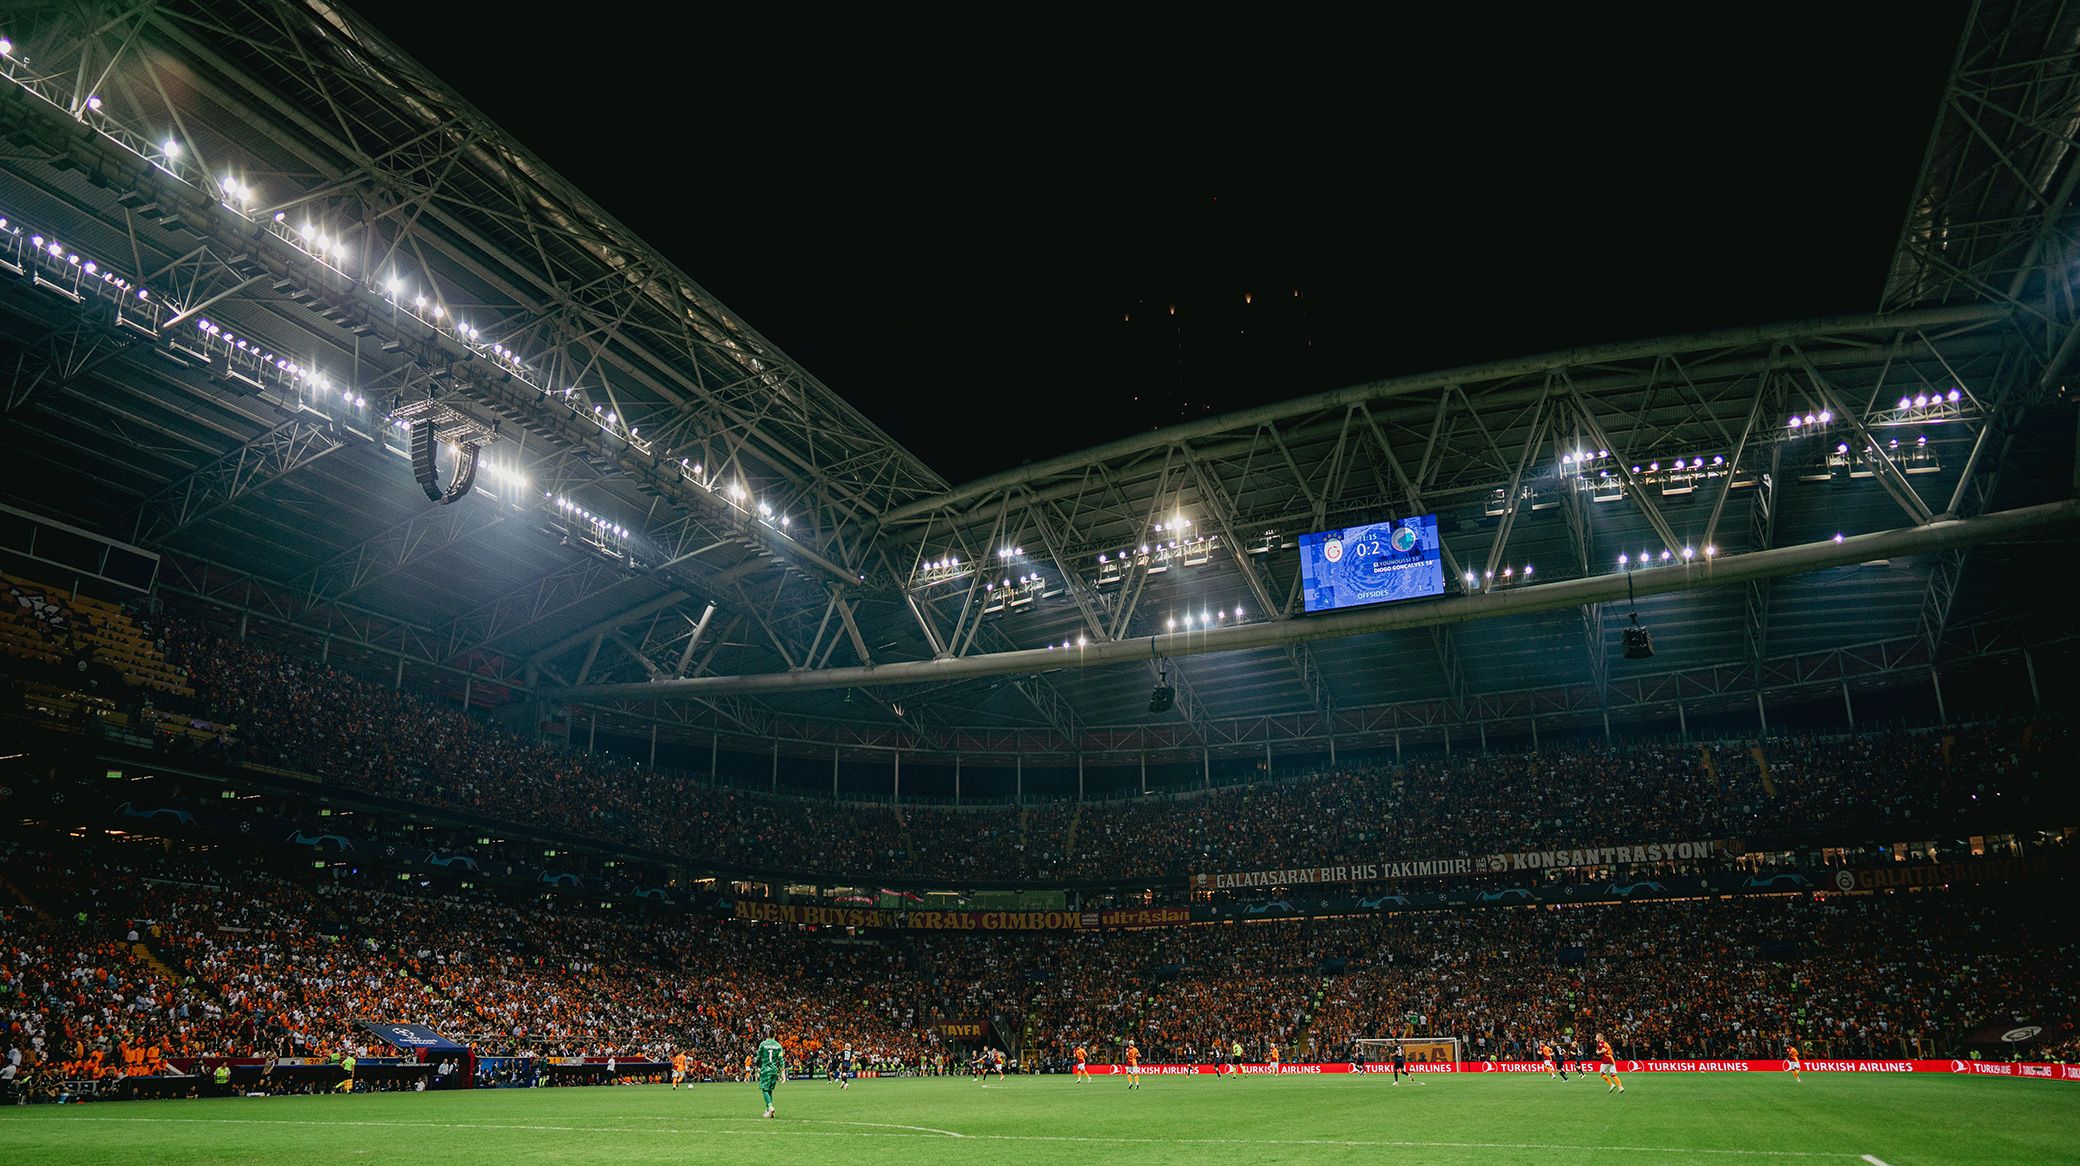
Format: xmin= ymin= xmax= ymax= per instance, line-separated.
xmin=936 ymin=1022 xmax=990 ymax=1039
xmin=1192 ymin=838 xmax=1733 ymax=890
xmin=1084 ymin=1060 xmax=2080 ymax=1079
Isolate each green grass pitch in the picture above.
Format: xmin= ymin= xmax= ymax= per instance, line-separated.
xmin=11 ymin=1074 xmax=2077 ymax=1165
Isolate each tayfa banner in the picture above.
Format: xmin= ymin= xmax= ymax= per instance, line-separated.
xmin=1192 ymin=837 xmax=1731 ymax=891
xmin=1098 ymin=906 xmax=1190 ymax=928
xmin=935 ymin=1022 xmax=990 ymax=1039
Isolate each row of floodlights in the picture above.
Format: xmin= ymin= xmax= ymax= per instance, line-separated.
xmin=1165 ymin=606 xmax=1246 ymax=630
xmin=8 ymin=64 xmax=810 ymax=556
xmin=1620 ymin=545 xmax=1717 ymax=567
xmin=551 ymin=495 xmax=628 ymax=538
xmin=1098 ymin=535 xmax=1213 ymax=563
xmin=189 ymin=318 xmax=366 ymax=406
xmin=1463 ymin=564 xmax=1535 ymax=588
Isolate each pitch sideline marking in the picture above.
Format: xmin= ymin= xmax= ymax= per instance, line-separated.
xmin=1860 ymin=1156 xmax=1894 ymax=1166
xmin=44 ymin=1115 xmax=1862 ymax=1157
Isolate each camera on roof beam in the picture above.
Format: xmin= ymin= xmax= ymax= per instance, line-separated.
xmin=1622 ymin=623 xmax=1655 ymax=659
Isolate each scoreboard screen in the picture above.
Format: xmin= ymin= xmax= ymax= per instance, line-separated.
xmin=1299 ymin=515 xmax=1447 ymax=613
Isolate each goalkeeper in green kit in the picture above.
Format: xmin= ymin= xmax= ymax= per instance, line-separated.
xmin=756 ymin=1029 xmax=785 ymax=1119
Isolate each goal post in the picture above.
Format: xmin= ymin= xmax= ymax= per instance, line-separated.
xmin=1352 ymin=1037 xmax=1460 ymax=1067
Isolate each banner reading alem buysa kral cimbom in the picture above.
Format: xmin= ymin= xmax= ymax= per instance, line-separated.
xmin=1191 ymin=838 xmax=1732 ymax=891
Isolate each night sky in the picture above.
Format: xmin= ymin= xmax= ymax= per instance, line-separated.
xmin=346 ymin=4 xmax=1967 ymax=485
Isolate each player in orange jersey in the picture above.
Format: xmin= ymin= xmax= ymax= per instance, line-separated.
xmin=1539 ymin=1041 xmax=1560 ymax=1079
xmin=1785 ymin=1043 xmax=1802 ymax=1084
xmin=1595 ymin=1033 xmax=1624 ymax=1094
xmin=1073 ymin=1044 xmax=1089 ymax=1083
xmin=1125 ymin=1041 xmax=1141 ymax=1090
xmin=671 ymin=1051 xmax=687 ymax=1089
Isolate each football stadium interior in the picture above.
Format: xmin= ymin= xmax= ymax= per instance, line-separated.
xmin=1 ymin=2 xmax=2078 ymax=1163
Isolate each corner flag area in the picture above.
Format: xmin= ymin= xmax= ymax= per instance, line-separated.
xmin=14 ymin=1075 xmax=2078 ymax=1165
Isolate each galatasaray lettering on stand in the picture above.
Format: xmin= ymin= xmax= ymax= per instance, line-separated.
xmin=1847 ymin=858 xmax=2025 ymax=891
xmin=1192 ymin=838 xmax=1730 ymax=890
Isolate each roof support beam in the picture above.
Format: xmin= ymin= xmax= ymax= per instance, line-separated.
xmin=877 ymin=307 xmax=2008 ymax=527
xmin=527 ymin=588 xmax=692 ymax=668
xmin=1794 ymin=350 xmax=1937 ymax=526
xmin=559 ymin=499 xmax=2079 ymax=699
xmin=130 ymin=415 xmax=348 ymax=548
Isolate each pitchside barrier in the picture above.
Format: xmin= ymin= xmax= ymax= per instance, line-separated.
xmin=1084 ymin=1060 xmax=2080 ymax=1079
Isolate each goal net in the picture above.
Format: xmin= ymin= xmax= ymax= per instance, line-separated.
xmin=1352 ymin=1037 xmax=1460 ymax=1067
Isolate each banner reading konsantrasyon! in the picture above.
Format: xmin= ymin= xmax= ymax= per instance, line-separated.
xmin=1191 ymin=838 xmax=1733 ymax=891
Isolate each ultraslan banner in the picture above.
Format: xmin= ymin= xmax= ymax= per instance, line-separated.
xmin=1192 ymin=838 xmax=1731 ymax=890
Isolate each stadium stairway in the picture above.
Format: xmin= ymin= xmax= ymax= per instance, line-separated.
xmin=1295 ymin=983 xmax=1326 ymax=1058
xmin=892 ymin=805 xmax=917 ymax=864
xmin=1061 ymin=803 xmax=1084 ymax=859
xmin=131 ymin=940 xmax=184 ymax=984
xmin=0 ymin=870 xmax=53 ymax=922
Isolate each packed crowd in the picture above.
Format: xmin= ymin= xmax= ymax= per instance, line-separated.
xmin=52 ymin=611 xmax=2051 ymax=887
xmin=933 ymin=893 xmax=2078 ymax=1067
xmin=3 ymin=832 xmax=2072 ymax=1104
xmin=0 ymin=835 xmax=937 ymax=1101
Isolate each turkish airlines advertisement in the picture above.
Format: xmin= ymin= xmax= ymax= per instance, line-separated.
xmin=1082 ymin=1060 xmax=2080 ymax=1080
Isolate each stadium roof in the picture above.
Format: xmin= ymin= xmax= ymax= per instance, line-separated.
xmin=0 ymin=0 xmax=2075 ymax=768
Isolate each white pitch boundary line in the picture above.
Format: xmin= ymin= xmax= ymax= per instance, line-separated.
xmin=42 ymin=1115 xmax=1869 ymax=1157
xmin=1860 ymin=1156 xmax=1894 ymax=1166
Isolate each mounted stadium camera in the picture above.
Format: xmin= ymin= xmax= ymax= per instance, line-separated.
xmin=1619 ymin=565 xmax=1654 ymax=659
xmin=1149 ymin=681 xmax=1176 ymax=714
xmin=1622 ymin=616 xmax=1655 ymax=659
xmin=1149 ymin=639 xmax=1176 ymax=712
